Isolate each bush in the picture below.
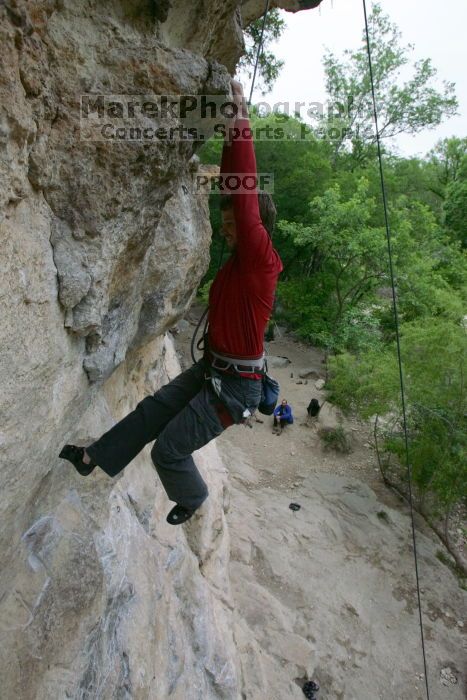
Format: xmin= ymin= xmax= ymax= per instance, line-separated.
xmin=318 ymin=425 xmax=352 ymax=453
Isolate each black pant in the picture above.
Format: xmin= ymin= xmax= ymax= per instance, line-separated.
xmin=87 ymin=360 xmax=262 ymax=511
xmin=273 ymin=416 xmax=287 ymax=428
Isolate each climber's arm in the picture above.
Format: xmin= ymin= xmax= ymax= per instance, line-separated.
xmin=222 ymin=81 xmax=272 ymax=265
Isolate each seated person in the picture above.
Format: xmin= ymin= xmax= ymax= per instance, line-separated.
xmin=272 ymin=399 xmax=293 ymax=434
xmin=303 ymin=397 xmax=325 ymax=428
xmin=307 ymin=398 xmax=321 ymax=418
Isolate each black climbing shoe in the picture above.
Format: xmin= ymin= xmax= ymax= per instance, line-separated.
xmin=166 ymin=504 xmax=195 ymax=525
xmin=59 ymin=444 xmax=96 ymax=476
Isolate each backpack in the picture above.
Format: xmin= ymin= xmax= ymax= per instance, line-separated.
xmin=258 ymin=362 xmax=280 ymax=415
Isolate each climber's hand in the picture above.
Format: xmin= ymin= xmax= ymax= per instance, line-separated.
xmin=230 ymin=79 xmax=248 ymax=119
xmin=224 ymin=79 xmax=248 ymax=143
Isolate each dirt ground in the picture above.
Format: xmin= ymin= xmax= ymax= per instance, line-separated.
xmin=174 ymin=309 xmax=466 ymax=700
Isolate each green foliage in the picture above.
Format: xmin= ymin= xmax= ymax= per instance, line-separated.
xmin=436 ymin=550 xmax=467 ymax=589
xmin=388 ymin=197 xmax=467 ymax=324
xmin=277 ymin=179 xmax=389 ymax=351
xmin=249 ymin=112 xmax=333 ymax=225
xmin=197 ymin=279 xmax=213 ymax=305
xmin=238 ymin=8 xmax=285 ymax=95
xmin=376 ymin=511 xmax=390 ymax=522
xmin=327 ymin=347 xmax=400 ymax=418
xmin=321 ymin=3 xmax=458 ymax=164
xmin=399 ymin=320 xmax=465 ymax=417
xmin=383 ymin=155 xmax=444 ymax=215
xmin=429 ymin=137 xmax=467 ymax=186
xmin=276 ymin=276 xmax=333 ymax=344
xmin=444 ymin=153 xmax=467 ymax=248
xmin=328 ymin=319 xmax=467 ymax=510
xmin=277 ymin=279 xmax=383 ymax=354
xmin=279 ymin=179 xmax=388 ymax=313
xmin=319 ymin=425 xmax=352 ymax=453
xmin=426 ymin=138 xmax=467 ymax=247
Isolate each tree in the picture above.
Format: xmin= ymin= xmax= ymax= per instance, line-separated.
xmin=277 ymin=179 xmax=389 ymax=351
xmin=382 ymin=155 xmax=443 ymax=215
xmin=327 ymin=318 xmax=466 ymax=521
xmin=429 ymin=137 xmax=467 ymax=187
xmin=238 ymin=8 xmax=285 ymax=95
xmin=320 ymin=3 xmax=458 ymax=164
xmin=386 ymin=197 xmax=466 ymax=325
xmin=279 ymin=179 xmax=387 ymax=319
xmin=444 ymin=155 xmax=467 ymax=249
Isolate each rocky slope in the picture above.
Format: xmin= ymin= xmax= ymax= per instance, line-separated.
xmin=0 ymin=1 xmax=323 ymax=698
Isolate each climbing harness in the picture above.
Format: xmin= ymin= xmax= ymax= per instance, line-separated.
xmin=209 ymin=349 xmax=265 ymax=373
xmin=362 ymin=0 xmax=431 ymax=696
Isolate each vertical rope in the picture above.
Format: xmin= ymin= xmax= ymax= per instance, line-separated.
xmin=248 ymin=0 xmax=271 ymax=105
xmin=362 ymin=2 xmax=431 ymax=697
xmin=190 ymin=240 xmax=225 ymax=364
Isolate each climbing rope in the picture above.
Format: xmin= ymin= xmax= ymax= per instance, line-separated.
xmin=362 ymin=1 xmax=431 ymax=697
xmin=190 ymin=240 xmax=224 ymax=363
xmin=248 ymin=0 xmax=271 ymax=105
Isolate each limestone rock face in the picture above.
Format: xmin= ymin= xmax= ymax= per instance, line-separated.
xmin=2 ymin=0 xmax=229 ymax=383
xmin=0 ymin=0 xmax=322 ymax=697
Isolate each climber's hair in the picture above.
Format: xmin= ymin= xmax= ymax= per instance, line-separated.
xmin=220 ymin=192 xmax=276 ymax=238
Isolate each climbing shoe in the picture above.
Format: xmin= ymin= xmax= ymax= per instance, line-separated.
xmin=166 ymin=504 xmax=195 ymax=525
xmin=59 ymin=444 xmax=96 ymax=476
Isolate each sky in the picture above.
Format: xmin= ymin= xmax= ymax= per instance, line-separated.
xmin=245 ymin=0 xmax=467 ymax=158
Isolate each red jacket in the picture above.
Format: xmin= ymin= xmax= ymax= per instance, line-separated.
xmin=208 ymin=118 xmax=283 ymax=367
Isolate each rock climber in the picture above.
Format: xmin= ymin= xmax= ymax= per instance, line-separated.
xmin=59 ymin=79 xmax=283 ymax=525
xmin=272 ymin=398 xmax=293 ymax=435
